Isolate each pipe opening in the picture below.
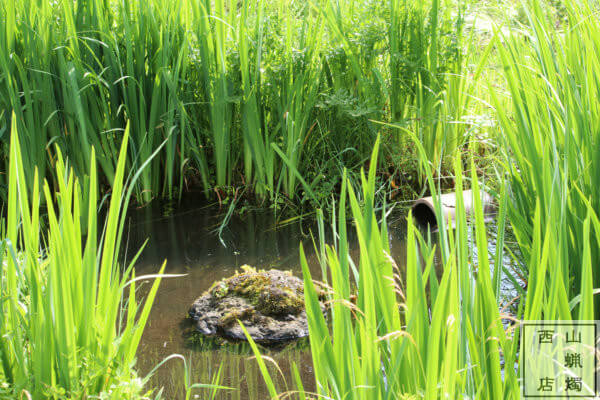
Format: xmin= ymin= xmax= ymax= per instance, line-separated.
xmin=412 ymin=203 xmax=437 ymax=228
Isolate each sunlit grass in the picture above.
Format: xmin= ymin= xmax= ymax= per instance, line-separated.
xmin=0 ymin=119 xmax=164 ymax=398
xmin=247 ymin=131 xmax=597 ymax=399
xmin=493 ymin=0 xmax=600 ymax=308
xmin=0 ymin=0 xmax=468 ymax=208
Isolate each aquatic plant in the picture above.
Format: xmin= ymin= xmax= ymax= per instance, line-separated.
xmin=245 ymin=134 xmax=596 ymax=398
xmin=291 ymin=140 xmax=520 ymax=398
xmin=0 ymin=119 xmax=164 ymax=398
xmin=240 ymin=2 xmax=600 ymax=396
xmin=0 ymin=0 xmax=464 ymax=209
xmin=493 ymin=0 xmax=600 ymax=308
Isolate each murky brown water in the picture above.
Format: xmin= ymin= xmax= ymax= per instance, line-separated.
xmin=123 ymin=195 xmax=409 ymax=399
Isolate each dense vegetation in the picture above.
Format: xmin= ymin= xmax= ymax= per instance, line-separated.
xmin=0 ymin=123 xmax=165 ymax=398
xmin=0 ymin=0 xmax=467 ymax=209
xmin=1 ymin=0 xmax=599 ymax=398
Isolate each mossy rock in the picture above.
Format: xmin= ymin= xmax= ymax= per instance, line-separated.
xmin=188 ymin=266 xmax=326 ymax=343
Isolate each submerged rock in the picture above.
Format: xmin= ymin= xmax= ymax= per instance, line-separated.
xmin=188 ymin=265 xmax=326 ymax=343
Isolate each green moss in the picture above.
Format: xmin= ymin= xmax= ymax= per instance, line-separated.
xmin=256 ymin=288 xmax=304 ymax=315
xmin=212 ymin=281 xmax=229 ymax=299
xmin=229 ymin=273 xmax=270 ymax=303
xmin=207 ymin=266 xmax=311 ymax=317
xmin=218 ymin=307 xmax=256 ymax=326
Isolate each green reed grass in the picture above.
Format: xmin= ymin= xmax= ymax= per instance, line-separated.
xmin=245 ymin=134 xmax=597 ymax=399
xmin=493 ymin=0 xmax=600 ymax=308
xmin=0 ymin=0 xmax=466 ymax=208
xmin=0 ymin=118 xmax=164 ymax=398
xmin=241 ymin=2 xmax=600 ymax=396
xmin=320 ymin=0 xmax=468 ymax=178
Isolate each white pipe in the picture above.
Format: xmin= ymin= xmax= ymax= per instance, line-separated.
xmin=412 ymin=189 xmax=495 ymax=229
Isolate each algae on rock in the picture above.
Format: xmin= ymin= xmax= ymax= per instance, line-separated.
xmin=189 ymin=265 xmax=326 ymax=343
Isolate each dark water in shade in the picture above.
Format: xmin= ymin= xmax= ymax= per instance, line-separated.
xmin=123 ymin=195 xmax=519 ymax=399
xmin=122 ymin=195 xmax=409 ymax=400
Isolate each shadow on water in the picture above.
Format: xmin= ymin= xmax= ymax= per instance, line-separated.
xmin=123 ymin=194 xmax=520 ymax=399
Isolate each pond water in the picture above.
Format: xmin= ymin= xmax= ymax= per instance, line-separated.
xmin=123 ymin=195 xmax=406 ymax=399
xmin=124 ymin=195 xmax=518 ymax=399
